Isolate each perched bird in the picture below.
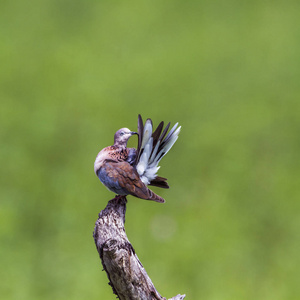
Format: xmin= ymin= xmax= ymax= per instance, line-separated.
xmin=94 ymin=115 xmax=181 ymax=203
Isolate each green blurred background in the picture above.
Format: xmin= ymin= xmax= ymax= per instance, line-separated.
xmin=1 ymin=1 xmax=299 ymax=299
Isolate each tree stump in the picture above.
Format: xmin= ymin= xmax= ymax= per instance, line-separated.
xmin=93 ymin=196 xmax=186 ymax=300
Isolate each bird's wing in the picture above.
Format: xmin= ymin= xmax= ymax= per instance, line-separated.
xmin=101 ymin=161 xmax=165 ymax=203
xmin=126 ymin=147 xmax=137 ymax=165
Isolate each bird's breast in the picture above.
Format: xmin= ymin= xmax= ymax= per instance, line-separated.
xmin=94 ymin=146 xmax=130 ymax=174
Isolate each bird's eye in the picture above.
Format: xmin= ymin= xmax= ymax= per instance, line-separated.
xmin=120 ymin=131 xmax=124 ymax=136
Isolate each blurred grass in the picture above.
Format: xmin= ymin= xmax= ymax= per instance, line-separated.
xmin=1 ymin=1 xmax=300 ymax=299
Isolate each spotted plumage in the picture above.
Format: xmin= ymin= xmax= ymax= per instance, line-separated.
xmin=94 ymin=115 xmax=181 ymax=203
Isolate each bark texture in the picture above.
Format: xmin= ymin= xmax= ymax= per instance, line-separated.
xmin=93 ymin=196 xmax=186 ymax=300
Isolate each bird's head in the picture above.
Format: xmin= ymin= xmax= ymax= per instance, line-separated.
xmin=114 ymin=128 xmax=137 ymax=148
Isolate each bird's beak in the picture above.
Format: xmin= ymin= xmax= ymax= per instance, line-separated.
xmin=131 ymin=131 xmax=138 ymax=135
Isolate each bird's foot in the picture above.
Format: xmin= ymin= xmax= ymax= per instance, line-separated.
xmin=114 ymin=195 xmax=127 ymax=203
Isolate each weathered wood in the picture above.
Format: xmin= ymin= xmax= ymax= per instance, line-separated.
xmin=93 ymin=196 xmax=186 ymax=300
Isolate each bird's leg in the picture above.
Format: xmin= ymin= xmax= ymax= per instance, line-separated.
xmin=114 ymin=195 xmax=127 ymax=203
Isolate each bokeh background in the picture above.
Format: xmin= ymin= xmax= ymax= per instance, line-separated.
xmin=1 ymin=1 xmax=299 ymax=299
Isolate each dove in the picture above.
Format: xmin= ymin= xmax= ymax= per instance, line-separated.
xmin=94 ymin=115 xmax=180 ymax=203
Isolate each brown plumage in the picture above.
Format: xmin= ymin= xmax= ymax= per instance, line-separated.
xmin=100 ymin=161 xmax=165 ymax=203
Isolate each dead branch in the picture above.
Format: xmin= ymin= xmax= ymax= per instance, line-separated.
xmin=93 ymin=196 xmax=186 ymax=300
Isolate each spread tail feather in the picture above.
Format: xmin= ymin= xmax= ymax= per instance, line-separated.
xmin=149 ymin=176 xmax=169 ymax=189
xmin=135 ymin=114 xmax=181 ymax=186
